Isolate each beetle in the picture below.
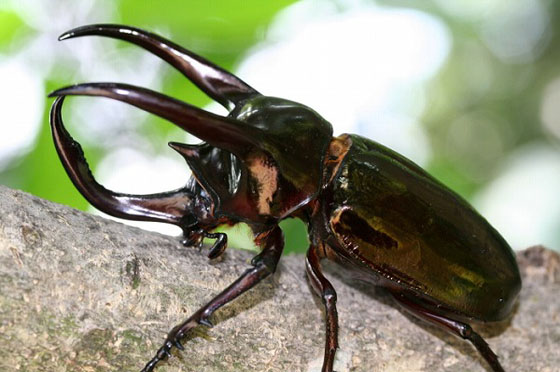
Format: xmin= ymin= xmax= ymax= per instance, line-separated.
xmin=49 ymin=24 xmax=521 ymax=372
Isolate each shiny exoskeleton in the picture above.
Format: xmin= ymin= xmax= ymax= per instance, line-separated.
xmin=49 ymin=24 xmax=521 ymax=372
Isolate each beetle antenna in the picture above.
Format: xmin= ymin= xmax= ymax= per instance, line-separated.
xmin=58 ymin=24 xmax=259 ymax=110
xmin=50 ymin=96 xmax=198 ymax=225
xmin=49 ymin=82 xmax=263 ymax=157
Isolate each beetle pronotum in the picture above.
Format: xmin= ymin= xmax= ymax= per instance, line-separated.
xmin=49 ymin=24 xmax=521 ymax=372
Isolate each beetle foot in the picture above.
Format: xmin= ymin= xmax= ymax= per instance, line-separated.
xmin=181 ymin=227 xmax=227 ymax=260
xmin=140 ymin=314 xmax=213 ymax=372
xmin=140 ymin=340 xmax=173 ymax=372
xmin=181 ymin=228 xmax=204 ymax=248
xmin=204 ymin=232 xmax=227 ymax=259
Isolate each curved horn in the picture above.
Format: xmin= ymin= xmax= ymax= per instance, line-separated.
xmin=59 ymin=24 xmax=259 ymax=110
xmin=50 ymin=96 xmax=195 ymax=225
xmin=49 ymin=83 xmax=261 ymax=156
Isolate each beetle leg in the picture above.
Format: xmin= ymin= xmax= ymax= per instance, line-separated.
xmin=49 ymin=83 xmax=261 ymax=157
xmin=50 ymin=96 xmax=202 ymax=226
xmin=58 ymin=24 xmax=259 ymax=110
xmin=390 ymin=292 xmax=505 ymax=372
xmin=306 ymin=245 xmax=339 ymax=372
xmin=203 ymin=231 xmax=228 ymax=259
xmin=184 ymin=228 xmax=228 ymax=259
xmin=140 ymin=225 xmax=284 ymax=372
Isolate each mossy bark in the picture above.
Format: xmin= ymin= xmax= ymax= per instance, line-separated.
xmin=0 ymin=185 xmax=558 ymax=371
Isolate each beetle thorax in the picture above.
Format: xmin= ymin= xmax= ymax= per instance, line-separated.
xmin=197 ymin=95 xmax=336 ymax=223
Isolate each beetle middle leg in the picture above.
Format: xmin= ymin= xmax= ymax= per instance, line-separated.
xmin=306 ymin=244 xmax=339 ymax=372
xmin=141 ymin=225 xmax=284 ymax=372
xmin=390 ymin=291 xmax=505 ymax=372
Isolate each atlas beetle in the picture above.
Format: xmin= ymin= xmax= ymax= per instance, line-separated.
xmin=49 ymin=24 xmax=521 ymax=372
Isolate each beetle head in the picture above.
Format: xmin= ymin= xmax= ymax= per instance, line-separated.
xmin=170 ymin=94 xmax=334 ymax=222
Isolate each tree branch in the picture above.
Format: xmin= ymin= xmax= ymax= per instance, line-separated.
xmin=0 ymin=185 xmax=558 ymax=371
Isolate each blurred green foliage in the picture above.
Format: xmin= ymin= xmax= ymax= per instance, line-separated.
xmin=0 ymin=10 xmax=25 ymax=50
xmin=1 ymin=0 xmax=309 ymax=252
xmin=1 ymin=0 xmax=559 ymax=253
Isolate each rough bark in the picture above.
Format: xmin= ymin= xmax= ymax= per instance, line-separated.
xmin=0 ymin=185 xmax=558 ymax=372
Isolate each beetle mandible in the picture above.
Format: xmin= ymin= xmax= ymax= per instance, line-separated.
xmin=49 ymin=24 xmax=521 ymax=372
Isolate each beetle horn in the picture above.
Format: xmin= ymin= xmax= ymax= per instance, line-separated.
xmin=48 ymin=82 xmax=263 ymax=157
xmin=168 ymin=141 xmax=233 ymax=205
xmin=50 ymin=96 xmax=197 ymax=225
xmin=58 ymin=24 xmax=259 ymax=110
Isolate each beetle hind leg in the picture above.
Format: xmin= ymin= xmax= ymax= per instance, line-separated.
xmin=390 ymin=291 xmax=505 ymax=372
xmin=306 ymin=245 xmax=339 ymax=372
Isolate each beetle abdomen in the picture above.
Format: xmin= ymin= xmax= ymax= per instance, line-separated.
xmin=326 ymin=134 xmax=521 ymax=321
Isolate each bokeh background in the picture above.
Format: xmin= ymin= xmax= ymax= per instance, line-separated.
xmin=1 ymin=0 xmax=559 ymax=253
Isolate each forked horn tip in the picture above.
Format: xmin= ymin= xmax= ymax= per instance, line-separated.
xmin=49 ymin=96 xmax=65 ymax=115
xmin=168 ymin=142 xmax=200 ymax=158
xmin=48 ymin=86 xmax=77 ymax=98
xmin=48 ymin=83 xmax=113 ymax=98
xmin=48 ymin=89 xmax=62 ymax=98
xmin=58 ymin=25 xmax=89 ymax=41
xmin=58 ymin=24 xmax=118 ymax=41
xmin=58 ymin=32 xmax=72 ymax=41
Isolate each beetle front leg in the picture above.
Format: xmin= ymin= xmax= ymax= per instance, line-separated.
xmin=390 ymin=292 xmax=505 ymax=372
xmin=306 ymin=245 xmax=339 ymax=372
xmin=141 ymin=225 xmax=284 ymax=372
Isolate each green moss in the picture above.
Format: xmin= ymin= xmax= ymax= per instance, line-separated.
xmin=125 ymin=256 xmax=141 ymax=289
